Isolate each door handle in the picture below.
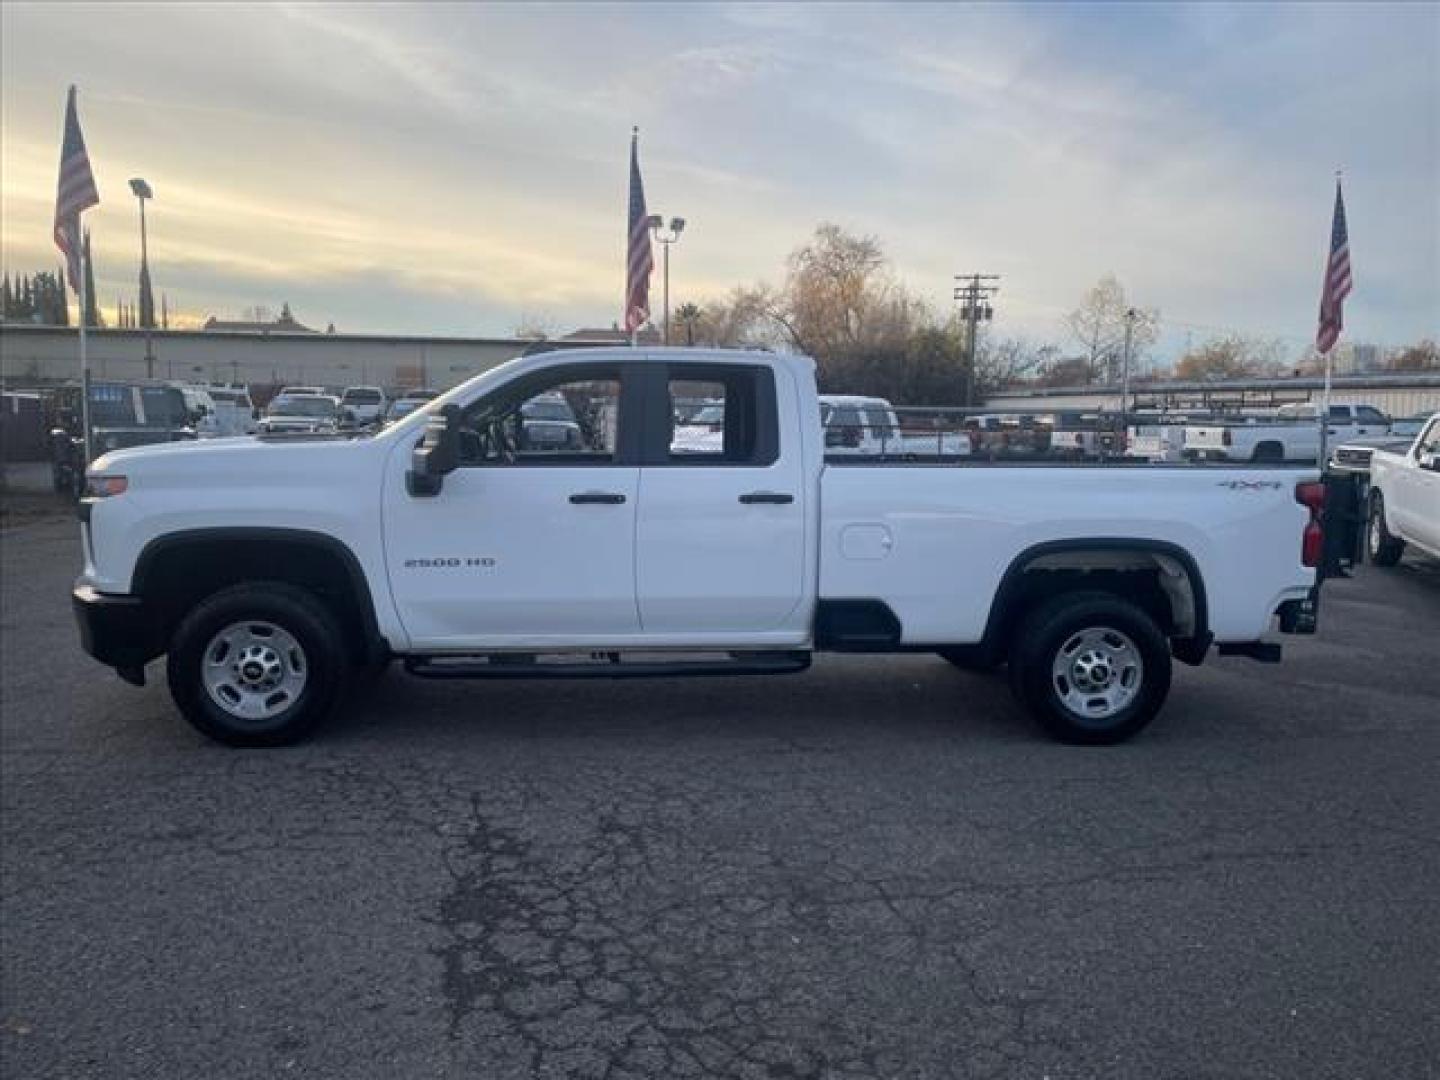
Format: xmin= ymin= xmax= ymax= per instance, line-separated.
xmin=569 ymin=491 xmax=626 ymax=505
xmin=738 ymin=491 xmax=794 ymax=505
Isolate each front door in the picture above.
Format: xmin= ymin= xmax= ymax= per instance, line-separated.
xmin=635 ymin=362 xmax=809 ymax=638
xmin=383 ymin=363 xmax=643 ymax=649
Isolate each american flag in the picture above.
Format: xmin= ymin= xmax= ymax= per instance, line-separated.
xmin=53 ymin=85 xmax=100 ymax=293
xmin=1315 ymin=179 xmax=1352 ymax=355
xmin=623 ymin=129 xmax=653 ymax=335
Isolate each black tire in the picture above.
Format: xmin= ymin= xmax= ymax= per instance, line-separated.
xmin=936 ymin=647 xmax=999 ymax=673
xmin=166 ymin=581 xmax=348 ymax=747
xmin=1007 ymin=591 xmax=1172 ymax=745
xmin=1252 ymin=442 xmax=1284 ymax=463
xmin=1366 ymin=493 xmax=1405 ymax=566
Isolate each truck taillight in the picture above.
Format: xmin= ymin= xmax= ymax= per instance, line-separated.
xmin=1295 ymin=481 xmax=1326 ymax=568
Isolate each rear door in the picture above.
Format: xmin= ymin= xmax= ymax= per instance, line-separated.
xmin=634 ymin=362 xmax=809 ymax=637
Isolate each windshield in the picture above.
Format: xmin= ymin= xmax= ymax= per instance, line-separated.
xmin=270 ymin=397 xmax=337 ymax=417
xmin=343 ymin=389 xmax=382 ymax=403
xmin=389 ymin=399 xmax=426 ymax=419
xmin=1392 ymin=418 xmax=1426 ymax=436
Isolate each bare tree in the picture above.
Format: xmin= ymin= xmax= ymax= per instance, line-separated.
xmin=1388 ymin=340 xmax=1439 ymax=371
xmin=1174 ymin=335 xmax=1287 ymax=380
xmin=1065 ymin=275 xmax=1159 ymax=383
xmin=514 ymin=310 xmax=560 ymax=341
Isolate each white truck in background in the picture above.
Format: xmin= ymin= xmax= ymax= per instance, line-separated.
xmin=819 ymin=395 xmax=971 ymax=458
xmin=1126 ymin=414 xmax=1197 ymax=463
xmin=1365 ymin=412 xmax=1440 ymax=564
xmin=74 ymin=348 xmax=1325 ymax=749
xmin=1186 ymin=403 xmax=1391 ymax=463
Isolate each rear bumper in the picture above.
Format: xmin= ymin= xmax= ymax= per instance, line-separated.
xmin=73 ymin=585 xmax=162 ymax=674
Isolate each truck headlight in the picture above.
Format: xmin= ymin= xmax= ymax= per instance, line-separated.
xmin=85 ymin=475 xmax=129 ymax=498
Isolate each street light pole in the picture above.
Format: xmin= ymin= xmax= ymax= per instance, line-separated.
xmin=129 ymin=178 xmax=156 ymax=379
xmin=648 ymin=215 xmax=685 ymax=344
xmin=1121 ymin=307 xmax=1136 ymax=430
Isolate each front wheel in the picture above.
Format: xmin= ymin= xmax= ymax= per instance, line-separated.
xmin=1366 ymin=494 xmax=1405 ymax=566
xmin=1007 ymin=592 xmax=1172 ymax=745
xmin=166 ymin=582 xmax=348 ymax=746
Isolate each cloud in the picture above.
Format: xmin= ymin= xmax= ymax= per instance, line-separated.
xmin=1 ymin=2 xmax=1435 ymax=352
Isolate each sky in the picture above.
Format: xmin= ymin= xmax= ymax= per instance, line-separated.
xmin=1 ymin=1 xmax=1436 ymax=362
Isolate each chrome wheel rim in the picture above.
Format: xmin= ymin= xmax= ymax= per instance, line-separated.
xmin=1051 ymin=626 xmax=1143 ymax=722
xmin=1368 ymin=505 xmax=1382 ymax=556
xmin=202 ymin=620 xmax=308 ymax=722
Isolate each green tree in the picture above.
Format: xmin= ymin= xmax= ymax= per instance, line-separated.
xmin=674 ymin=302 xmax=701 ymax=346
xmin=82 ymin=230 xmax=100 ymax=327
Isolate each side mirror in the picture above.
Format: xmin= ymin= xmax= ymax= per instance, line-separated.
xmin=408 ymin=402 xmax=461 ymax=497
xmin=1420 ymin=451 xmax=1439 ymax=473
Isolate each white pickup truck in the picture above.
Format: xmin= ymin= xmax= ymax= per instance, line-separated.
xmin=819 ymin=395 xmax=971 ymax=458
xmin=1365 ymin=412 xmax=1440 ymax=564
xmin=1186 ymin=403 xmax=1391 ymax=463
xmin=73 ymin=348 xmax=1327 ymax=748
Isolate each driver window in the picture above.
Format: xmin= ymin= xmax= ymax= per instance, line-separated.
xmin=460 ymin=370 xmax=621 ymax=465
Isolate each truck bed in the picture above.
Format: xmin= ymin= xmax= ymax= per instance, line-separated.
xmin=818 ymin=462 xmax=1318 ymax=644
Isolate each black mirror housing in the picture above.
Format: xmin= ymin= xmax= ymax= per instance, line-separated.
xmin=408 ymin=402 xmax=460 ymax=497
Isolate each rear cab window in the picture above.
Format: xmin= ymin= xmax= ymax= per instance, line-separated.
xmin=659 ymin=364 xmax=777 ymax=466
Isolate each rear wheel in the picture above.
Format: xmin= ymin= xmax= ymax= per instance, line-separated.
xmin=166 ymin=582 xmax=348 ymax=746
xmin=1366 ymin=493 xmax=1405 ymax=566
xmin=1007 ymin=591 xmax=1172 ymax=745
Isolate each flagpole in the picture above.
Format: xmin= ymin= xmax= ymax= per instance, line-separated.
xmin=1318 ymin=168 xmax=1341 ymax=471
xmin=79 ymin=227 xmax=93 ymax=468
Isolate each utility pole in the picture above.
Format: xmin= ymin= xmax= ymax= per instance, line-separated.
xmin=953 ymin=274 xmax=1000 ymax=406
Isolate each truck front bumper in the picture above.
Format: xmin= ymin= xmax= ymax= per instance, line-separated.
xmin=73 ymin=585 xmax=161 ymax=683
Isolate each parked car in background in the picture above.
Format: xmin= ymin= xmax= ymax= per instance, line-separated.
xmin=1186 ymin=403 xmax=1390 ymax=463
xmin=258 ymin=394 xmax=342 ymax=435
xmin=176 ymin=386 xmax=221 ymax=438
xmin=272 ymin=385 xmax=327 ymax=406
xmin=203 ymin=386 xmax=259 ymax=437
xmin=385 ymin=394 xmax=436 ymax=425
xmin=964 ymin=414 xmax=1048 ymax=459
xmin=519 ymin=393 xmax=584 ymax=451
xmin=340 ymin=386 xmax=388 ymax=428
xmin=1046 ymin=411 xmax=1124 ymax=459
xmin=671 ymin=401 xmax=726 ymax=454
xmin=819 ymin=395 xmax=970 ymax=458
xmin=1366 ymin=412 xmax=1440 ymax=564
xmin=48 ymin=381 xmax=195 ymax=496
xmin=1126 ymin=413 xmax=1198 ymax=463
xmin=1329 ymin=414 xmax=1432 ymax=477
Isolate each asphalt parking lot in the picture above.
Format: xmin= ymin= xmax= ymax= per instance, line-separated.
xmin=2 ymin=505 xmax=1438 ymax=1080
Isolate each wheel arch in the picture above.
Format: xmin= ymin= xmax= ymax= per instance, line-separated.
xmin=980 ymin=538 xmax=1211 ymax=665
xmin=132 ymin=527 xmax=387 ymax=665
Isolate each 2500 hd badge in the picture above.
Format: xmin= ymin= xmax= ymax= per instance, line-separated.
xmin=403 ymin=556 xmax=497 ymax=569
